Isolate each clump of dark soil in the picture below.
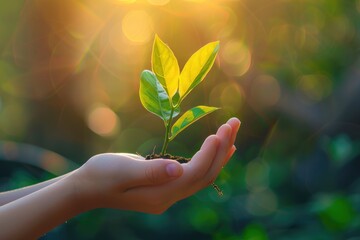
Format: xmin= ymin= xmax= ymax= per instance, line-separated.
xmin=145 ymin=153 xmax=191 ymax=164
xmin=145 ymin=153 xmax=223 ymax=196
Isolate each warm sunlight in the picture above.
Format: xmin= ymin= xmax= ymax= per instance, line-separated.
xmin=1 ymin=0 xmax=359 ymax=239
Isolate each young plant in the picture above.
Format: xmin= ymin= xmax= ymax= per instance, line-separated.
xmin=139 ymin=35 xmax=220 ymax=156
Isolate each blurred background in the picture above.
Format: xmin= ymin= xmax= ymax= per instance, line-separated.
xmin=1 ymin=0 xmax=360 ymax=239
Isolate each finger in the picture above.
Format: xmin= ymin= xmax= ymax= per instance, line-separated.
xmin=226 ymin=117 xmax=241 ymax=130
xmin=213 ymin=123 xmax=233 ymax=168
xmin=124 ymin=159 xmax=183 ymax=188
xmin=203 ymin=123 xmax=232 ymax=184
xmin=184 ymin=135 xmax=219 ymax=182
xmin=226 ymin=117 xmax=241 ymax=146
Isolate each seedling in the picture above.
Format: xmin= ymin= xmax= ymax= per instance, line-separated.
xmin=139 ymin=35 xmax=222 ymax=195
xmin=140 ymin=35 xmax=220 ymax=154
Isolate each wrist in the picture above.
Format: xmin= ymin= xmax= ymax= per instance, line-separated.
xmin=64 ymin=170 xmax=99 ymax=213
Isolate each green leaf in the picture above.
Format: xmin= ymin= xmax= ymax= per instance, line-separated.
xmin=170 ymin=106 xmax=219 ymax=141
xmin=152 ymin=35 xmax=180 ymax=100
xmin=140 ymin=70 xmax=175 ymax=121
xmin=179 ymin=41 xmax=219 ymax=100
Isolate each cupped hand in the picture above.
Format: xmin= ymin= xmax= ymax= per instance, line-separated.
xmin=71 ymin=117 xmax=240 ymax=214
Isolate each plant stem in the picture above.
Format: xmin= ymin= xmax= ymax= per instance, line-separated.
xmin=161 ymin=107 xmax=175 ymax=155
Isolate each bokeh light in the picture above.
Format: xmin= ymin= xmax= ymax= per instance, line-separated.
xmin=298 ymin=74 xmax=332 ymax=101
xmin=87 ymin=105 xmax=120 ymax=137
xmin=250 ymin=75 xmax=281 ymax=108
xmin=221 ymin=39 xmax=252 ymax=77
xmin=220 ymin=82 xmax=244 ymax=112
xmin=246 ymin=188 xmax=278 ymax=216
xmin=122 ymin=10 xmax=153 ymax=44
xmin=187 ymin=205 xmax=219 ymax=233
xmin=246 ymin=159 xmax=270 ymax=190
xmin=41 ymin=152 xmax=68 ymax=175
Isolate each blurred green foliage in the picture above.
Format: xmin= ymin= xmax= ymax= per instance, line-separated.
xmin=1 ymin=0 xmax=360 ymax=239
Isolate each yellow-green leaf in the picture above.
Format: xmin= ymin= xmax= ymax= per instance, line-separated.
xmin=140 ymin=70 xmax=173 ymax=121
xmin=152 ymin=35 xmax=180 ymax=100
xmin=170 ymin=106 xmax=219 ymax=141
xmin=179 ymin=41 xmax=219 ymax=100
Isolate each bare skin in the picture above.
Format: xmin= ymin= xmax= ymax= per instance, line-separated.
xmin=0 ymin=118 xmax=240 ymax=240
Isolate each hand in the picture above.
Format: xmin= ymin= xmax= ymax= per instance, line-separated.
xmin=71 ymin=152 xmax=184 ymax=211
xmin=71 ymin=117 xmax=240 ymax=214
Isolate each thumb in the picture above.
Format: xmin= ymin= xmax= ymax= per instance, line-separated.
xmin=126 ymin=159 xmax=183 ymax=187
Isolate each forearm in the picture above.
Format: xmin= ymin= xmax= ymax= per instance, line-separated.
xmin=0 ymin=172 xmax=73 ymax=206
xmin=0 ymin=173 xmax=86 ymax=240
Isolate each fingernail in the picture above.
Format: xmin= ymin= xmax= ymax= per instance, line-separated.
xmin=166 ymin=163 xmax=182 ymax=177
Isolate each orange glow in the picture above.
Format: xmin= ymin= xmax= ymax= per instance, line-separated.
xmin=41 ymin=152 xmax=68 ymax=174
xmin=185 ymin=0 xmax=206 ymax=2
xmin=147 ymin=0 xmax=170 ymax=6
xmin=122 ymin=10 xmax=154 ymax=44
xmin=0 ymin=1 xmax=355 ymax=237
xmin=116 ymin=0 xmax=137 ymax=3
xmin=87 ymin=106 xmax=120 ymax=137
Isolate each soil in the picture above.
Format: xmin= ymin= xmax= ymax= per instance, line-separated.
xmin=145 ymin=153 xmax=191 ymax=163
xmin=145 ymin=153 xmax=223 ymax=196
